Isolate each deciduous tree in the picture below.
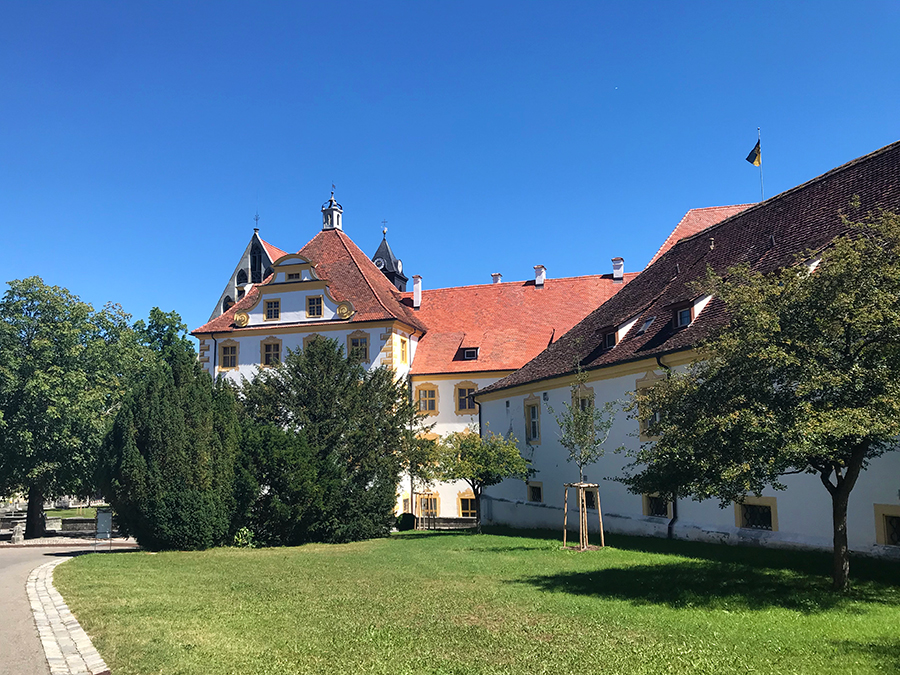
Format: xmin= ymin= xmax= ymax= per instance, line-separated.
xmin=623 ymin=211 xmax=900 ymax=591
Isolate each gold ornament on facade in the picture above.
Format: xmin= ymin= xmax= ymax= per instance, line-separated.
xmin=336 ymin=302 xmax=355 ymax=319
xmin=234 ymin=311 xmax=250 ymax=327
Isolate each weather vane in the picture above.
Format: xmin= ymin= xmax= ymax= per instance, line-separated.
xmin=253 ymin=211 xmax=260 ymax=227
xmin=382 ymin=219 xmax=388 ymax=237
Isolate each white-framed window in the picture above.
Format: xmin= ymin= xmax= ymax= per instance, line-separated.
xmin=603 ymin=331 xmax=617 ymax=349
xmin=463 ymin=348 xmax=478 ymax=360
xmin=675 ymin=306 xmax=692 ymax=328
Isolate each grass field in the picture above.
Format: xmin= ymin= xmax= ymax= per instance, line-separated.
xmin=44 ymin=507 xmax=98 ymax=519
xmin=54 ymin=529 xmax=900 ymax=675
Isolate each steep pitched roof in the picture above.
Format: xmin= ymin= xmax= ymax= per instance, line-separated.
xmin=259 ymin=237 xmax=287 ymax=263
xmin=406 ymin=274 xmax=638 ymax=375
xmin=193 ymin=229 xmax=427 ymax=335
xmin=646 ymin=204 xmax=753 ymax=267
xmin=371 ymin=236 xmax=403 ymax=276
xmin=482 ymin=139 xmax=900 ymax=395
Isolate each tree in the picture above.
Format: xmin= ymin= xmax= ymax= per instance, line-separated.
xmin=622 ymin=211 xmax=900 ymax=591
xmin=0 ymin=277 xmax=142 ymax=538
xmin=439 ymin=428 xmax=530 ymax=533
xmin=548 ymin=371 xmax=618 ymax=483
xmin=99 ymin=337 xmax=240 ymax=550
xmin=396 ymin=378 xmax=439 ymax=515
xmin=240 ymin=337 xmax=406 ymax=543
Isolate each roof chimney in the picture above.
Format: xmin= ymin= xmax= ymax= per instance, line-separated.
xmin=491 ymin=273 xmax=502 ymax=284
xmin=534 ymin=265 xmax=546 ymax=288
xmin=612 ymin=257 xmax=624 ymax=283
xmin=412 ymin=275 xmax=422 ymax=309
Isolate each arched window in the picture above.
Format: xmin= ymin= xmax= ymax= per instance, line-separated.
xmin=250 ymin=245 xmax=263 ymax=283
xmin=236 ymin=269 xmax=248 ymax=285
xmin=222 ymin=296 xmax=234 ymax=313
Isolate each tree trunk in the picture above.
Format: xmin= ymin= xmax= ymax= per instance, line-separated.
xmin=25 ymin=483 xmax=46 ymax=540
xmin=830 ymin=487 xmax=851 ymax=592
xmin=474 ymin=486 xmax=482 ymax=534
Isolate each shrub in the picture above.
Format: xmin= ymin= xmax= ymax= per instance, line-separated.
xmin=396 ymin=512 xmax=416 ymax=531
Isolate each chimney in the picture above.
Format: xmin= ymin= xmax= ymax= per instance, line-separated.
xmin=534 ymin=265 xmax=546 ymax=288
xmin=491 ymin=273 xmax=502 ymax=284
xmin=412 ymin=275 xmax=422 ymax=309
xmin=612 ymin=257 xmax=624 ymax=283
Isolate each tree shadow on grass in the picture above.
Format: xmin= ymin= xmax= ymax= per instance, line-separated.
xmin=390 ymin=530 xmax=476 ymax=541
xmin=511 ymin=559 xmax=893 ymax=613
xmin=832 ymin=639 xmax=900 ymax=672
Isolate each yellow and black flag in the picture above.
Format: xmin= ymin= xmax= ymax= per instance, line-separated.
xmin=746 ymin=140 xmax=761 ymax=166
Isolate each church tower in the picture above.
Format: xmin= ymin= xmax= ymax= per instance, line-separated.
xmin=372 ymin=229 xmax=408 ymax=291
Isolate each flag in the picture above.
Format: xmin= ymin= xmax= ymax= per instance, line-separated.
xmin=746 ymin=140 xmax=761 ymax=166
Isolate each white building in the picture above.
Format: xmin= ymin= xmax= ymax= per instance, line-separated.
xmin=476 ymin=140 xmax=900 ymax=558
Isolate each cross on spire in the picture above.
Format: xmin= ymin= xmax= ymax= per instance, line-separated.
xmin=382 ymin=219 xmax=388 ymax=237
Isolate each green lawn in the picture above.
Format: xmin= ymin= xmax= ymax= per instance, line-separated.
xmin=44 ymin=507 xmax=98 ymax=519
xmin=54 ymin=529 xmax=900 ymax=675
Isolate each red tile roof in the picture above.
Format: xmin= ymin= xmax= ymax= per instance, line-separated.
xmin=481 ymin=139 xmax=900 ymax=396
xmin=405 ymin=274 xmax=638 ymax=375
xmin=193 ymin=229 xmax=427 ymax=335
xmin=646 ymin=204 xmax=753 ymax=267
xmin=259 ymin=237 xmax=287 ymax=263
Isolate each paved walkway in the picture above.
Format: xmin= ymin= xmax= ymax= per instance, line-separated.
xmin=0 ymin=539 xmax=137 ymax=675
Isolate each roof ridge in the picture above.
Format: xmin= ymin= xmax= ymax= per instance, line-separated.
xmin=673 ymin=139 xmax=900 ymax=250
xmin=400 ymin=272 xmax=639 ymax=295
xmin=335 ymin=229 xmax=406 ymax=321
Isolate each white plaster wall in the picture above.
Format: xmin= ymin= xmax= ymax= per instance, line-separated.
xmin=480 ymin=365 xmax=900 ymax=558
xmin=245 ymin=288 xmax=339 ymax=325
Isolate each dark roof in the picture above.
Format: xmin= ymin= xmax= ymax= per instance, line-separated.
xmin=481 ymin=139 xmax=900 ymax=395
xmin=193 ymin=228 xmax=427 ymax=335
xmin=646 ymin=204 xmax=754 ymax=267
xmin=372 ymin=236 xmax=404 ymax=276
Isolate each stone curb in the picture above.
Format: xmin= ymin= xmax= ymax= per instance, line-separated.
xmin=26 ymin=559 xmax=111 ymax=675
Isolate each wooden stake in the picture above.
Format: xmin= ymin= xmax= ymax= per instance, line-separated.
xmin=597 ymin=488 xmax=605 ymax=548
xmin=562 ymin=486 xmax=568 ymax=548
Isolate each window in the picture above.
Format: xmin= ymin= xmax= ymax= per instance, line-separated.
xmin=400 ymin=338 xmax=408 ymax=364
xmin=458 ymin=490 xmax=476 ymax=518
xmin=250 ymin=244 xmax=263 ymax=283
xmin=302 ymin=334 xmax=322 ymax=350
xmin=603 ymin=331 xmax=617 ymax=349
xmin=463 ymin=348 xmax=478 ymax=360
xmin=642 ymin=493 xmax=671 ymax=518
xmin=222 ymin=296 xmax=234 ymax=313
xmin=636 ymin=316 xmax=655 ymax=335
xmin=416 ymin=383 xmax=438 ymax=415
xmin=584 ymin=490 xmax=597 ymax=510
xmin=347 ymin=331 xmax=370 ymax=363
xmin=260 ymin=337 xmax=282 ymax=367
xmin=874 ymin=504 xmax=900 ymax=545
xmin=636 ymin=370 xmax=666 ymax=442
xmin=417 ymin=492 xmax=439 ymax=518
xmin=675 ymin=306 xmax=692 ymax=328
xmin=287 ymin=272 xmax=300 ymax=281
xmin=455 ymin=381 xmax=477 ymax=415
xmin=734 ymin=496 xmax=778 ymax=531
xmin=527 ymin=481 xmax=543 ymax=503
xmin=236 ymin=269 xmax=248 ymax=285
xmin=219 ymin=340 xmax=239 ymax=371
xmin=524 ymin=394 xmax=541 ymax=444
xmin=573 ymin=383 xmax=594 ymax=412
xmin=307 ymin=296 xmax=323 ymax=318
xmin=265 ymin=300 xmax=280 ymax=321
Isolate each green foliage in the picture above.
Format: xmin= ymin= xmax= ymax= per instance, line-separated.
xmin=231 ymin=526 xmax=257 ymax=548
xmin=439 ymin=427 xmax=530 ymax=531
xmin=395 ymin=512 xmax=416 ymax=531
xmin=239 ymin=337 xmax=405 ymax=544
xmin=100 ymin=340 xmax=239 ymax=550
xmin=548 ymin=371 xmax=618 ymax=482
xmin=0 ymin=277 xmax=145 ymax=537
xmin=622 ymin=211 xmax=900 ymax=590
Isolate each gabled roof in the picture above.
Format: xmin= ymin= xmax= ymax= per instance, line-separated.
xmin=193 ymin=229 xmax=427 ymax=335
xmin=646 ymin=204 xmax=753 ymax=267
xmin=481 ymin=139 xmax=900 ymax=395
xmin=405 ymin=274 xmax=638 ymax=375
xmin=259 ymin=237 xmax=287 ymax=263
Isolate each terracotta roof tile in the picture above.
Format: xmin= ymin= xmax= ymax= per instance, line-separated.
xmin=406 ymin=274 xmax=637 ymax=374
xmin=646 ymin=204 xmax=753 ymax=267
xmin=482 ymin=139 xmax=900 ymax=395
xmin=259 ymin=237 xmax=287 ymax=263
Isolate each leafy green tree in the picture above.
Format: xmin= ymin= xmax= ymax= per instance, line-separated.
xmin=99 ymin=334 xmax=239 ymax=550
xmin=439 ymin=428 xmax=530 ymax=533
xmin=622 ymin=211 xmax=900 ymax=591
xmin=397 ymin=379 xmax=439 ymax=513
xmin=240 ymin=337 xmax=405 ymax=543
xmin=0 ymin=277 xmax=142 ymax=538
xmin=548 ymin=371 xmax=618 ymax=483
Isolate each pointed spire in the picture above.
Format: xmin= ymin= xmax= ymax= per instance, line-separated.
xmin=322 ymin=189 xmax=343 ymax=230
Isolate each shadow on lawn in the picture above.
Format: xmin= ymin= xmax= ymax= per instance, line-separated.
xmin=512 ymin=559 xmax=892 ymax=613
xmin=832 ymin=639 xmax=900 ymax=671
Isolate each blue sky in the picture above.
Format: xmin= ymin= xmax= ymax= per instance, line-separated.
xmin=2 ymin=2 xmax=899 ymax=334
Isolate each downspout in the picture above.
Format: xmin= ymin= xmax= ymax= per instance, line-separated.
xmin=212 ymin=335 xmax=218 ymax=374
xmin=655 ymin=354 xmax=678 ymax=539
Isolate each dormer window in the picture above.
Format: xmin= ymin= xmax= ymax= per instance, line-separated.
xmin=463 ymin=348 xmax=478 ymax=360
xmin=287 ymin=273 xmax=300 ymax=281
xmin=675 ymin=306 xmax=692 ymax=328
xmin=636 ymin=316 xmax=655 ymax=335
xmin=603 ymin=331 xmax=617 ymax=350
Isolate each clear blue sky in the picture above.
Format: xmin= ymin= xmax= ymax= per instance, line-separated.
xmin=3 ymin=2 xmax=899 ymax=335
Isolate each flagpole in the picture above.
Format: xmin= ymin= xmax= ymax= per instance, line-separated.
xmin=758 ymin=127 xmax=764 ymax=201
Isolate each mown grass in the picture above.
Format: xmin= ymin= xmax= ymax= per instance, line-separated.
xmin=44 ymin=507 xmax=97 ymax=519
xmin=54 ymin=528 xmax=900 ymax=675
